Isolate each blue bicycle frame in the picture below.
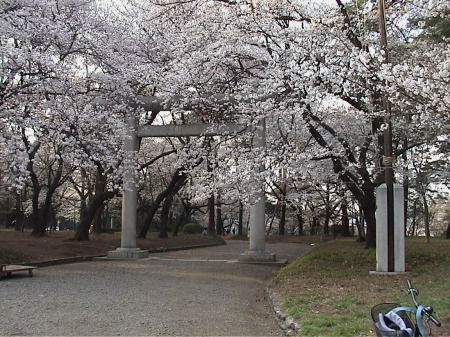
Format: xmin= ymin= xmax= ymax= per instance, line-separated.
xmin=394 ymin=280 xmax=442 ymax=337
xmin=371 ymin=280 xmax=442 ymax=337
xmin=392 ymin=305 xmax=431 ymax=337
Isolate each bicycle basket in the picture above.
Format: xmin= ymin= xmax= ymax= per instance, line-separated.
xmin=371 ymin=303 xmax=416 ymax=337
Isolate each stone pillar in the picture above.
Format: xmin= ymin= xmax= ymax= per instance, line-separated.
xmin=239 ymin=119 xmax=276 ymax=263
xmin=121 ymin=113 xmax=138 ymax=249
xmin=374 ymin=183 xmax=405 ymax=272
xmin=108 ymin=112 xmax=148 ymax=259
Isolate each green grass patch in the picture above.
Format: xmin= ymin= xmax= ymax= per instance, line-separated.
xmin=273 ymin=239 xmax=376 ymax=283
xmin=271 ymin=237 xmax=450 ymax=337
xmin=181 ymin=223 xmax=204 ymax=234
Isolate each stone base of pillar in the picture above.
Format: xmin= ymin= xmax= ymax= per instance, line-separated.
xmin=107 ymin=248 xmax=149 ymax=259
xmin=375 ymin=184 xmax=406 ymax=272
xmin=369 ymin=271 xmax=409 ymax=276
xmin=238 ymin=250 xmax=277 ymax=264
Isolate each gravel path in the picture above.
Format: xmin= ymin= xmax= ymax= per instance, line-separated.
xmin=0 ymin=240 xmax=311 ymax=336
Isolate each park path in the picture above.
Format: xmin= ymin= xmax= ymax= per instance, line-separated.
xmin=0 ymin=240 xmax=312 ymax=336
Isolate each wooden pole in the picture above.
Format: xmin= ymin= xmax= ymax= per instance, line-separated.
xmin=378 ymin=0 xmax=395 ymax=272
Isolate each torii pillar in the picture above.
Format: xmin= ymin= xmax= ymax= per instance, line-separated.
xmin=107 ymin=112 xmax=149 ymax=259
xmin=238 ymin=119 xmax=276 ymax=263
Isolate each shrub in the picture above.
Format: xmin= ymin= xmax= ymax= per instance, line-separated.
xmin=182 ymin=223 xmax=204 ymax=234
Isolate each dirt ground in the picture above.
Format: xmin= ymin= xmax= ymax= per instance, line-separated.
xmin=1 ymin=241 xmax=308 ymax=336
xmin=0 ymin=230 xmax=221 ymax=264
xmin=0 ymin=229 xmax=321 ymax=264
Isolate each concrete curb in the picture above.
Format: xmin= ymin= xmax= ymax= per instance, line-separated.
xmin=26 ymin=255 xmax=104 ymax=267
xmin=267 ymin=288 xmax=301 ymax=337
xmin=145 ymin=241 xmax=225 ymax=254
xmin=23 ymin=241 xmax=225 ymax=268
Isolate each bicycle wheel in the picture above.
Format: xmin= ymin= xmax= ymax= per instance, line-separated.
xmin=419 ymin=316 xmax=432 ymax=337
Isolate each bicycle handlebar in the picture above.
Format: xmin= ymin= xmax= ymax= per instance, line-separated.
xmin=424 ymin=309 xmax=442 ymax=327
xmin=407 ymin=279 xmax=413 ymax=289
xmin=406 ymin=280 xmax=442 ymax=327
xmin=407 ymin=280 xmax=419 ymax=307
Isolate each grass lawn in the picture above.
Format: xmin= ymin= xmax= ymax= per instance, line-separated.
xmin=270 ymin=237 xmax=450 ymax=337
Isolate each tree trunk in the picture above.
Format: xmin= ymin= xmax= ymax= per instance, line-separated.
xmin=311 ymin=215 xmax=319 ymax=235
xmin=14 ymin=193 xmax=25 ymax=232
xmin=278 ymin=181 xmax=287 ymax=235
xmin=75 ymin=191 xmax=116 ymax=241
xmin=23 ymin=137 xmax=42 ymax=235
xmin=138 ymin=169 xmax=186 ymax=238
xmin=323 ymin=185 xmax=331 ymax=236
xmin=279 ymin=202 xmax=286 ymax=236
xmin=341 ymin=201 xmax=351 ymax=237
xmin=362 ymin=195 xmax=376 ymax=248
xmin=238 ymin=201 xmax=243 ymax=236
xmin=297 ymin=213 xmax=304 ymax=236
xmin=140 ymin=203 xmax=159 ymax=237
xmin=410 ymin=201 xmax=417 ymax=236
xmin=302 ymin=108 xmax=379 ymax=248
xmin=48 ymin=205 xmax=58 ymax=233
xmin=92 ymin=205 xmax=104 ymax=235
xmin=30 ymin=184 xmax=42 ymax=235
xmin=159 ymin=193 xmax=173 ymax=238
xmin=14 ymin=212 xmax=24 ymax=232
xmin=75 ymin=166 xmax=116 ymax=241
xmin=352 ymin=208 xmax=365 ymax=241
xmin=354 ymin=217 xmax=362 ymax=241
xmin=267 ymin=202 xmax=279 ymax=235
xmin=206 ymin=142 xmax=216 ymax=237
xmin=31 ymin=155 xmax=65 ymax=236
xmin=39 ymin=193 xmax=54 ymax=234
xmin=294 ymin=205 xmax=304 ymax=236
xmin=423 ymin=195 xmax=430 ymax=244
xmin=173 ymin=213 xmax=184 ymax=237
xmin=445 ymin=221 xmax=450 ymax=239
xmin=207 ymin=194 xmax=216 ymax=236
xmin=323 ymin=206 xmax=331 ymax=236
xmin=216 ymin=200 xmax=223 ymax=235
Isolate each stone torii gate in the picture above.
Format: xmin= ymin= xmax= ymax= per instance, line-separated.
xmin=103 ymin=96 xmax=276 ymax=263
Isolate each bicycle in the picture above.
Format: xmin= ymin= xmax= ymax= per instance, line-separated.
xmin=371 ymin=280 xmax=442 ymax=337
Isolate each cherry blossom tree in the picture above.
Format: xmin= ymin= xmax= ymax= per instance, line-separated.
xmin=2 ymin=0 xmax=448 ymax=246
xmin=1 ymin=1 xmax=130 ymax=237
xmin=129 ymin=0 xmax=449 ymax=247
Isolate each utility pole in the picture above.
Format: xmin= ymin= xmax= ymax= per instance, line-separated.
xmin=378 ymin=0 xmax=395 ymax=272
